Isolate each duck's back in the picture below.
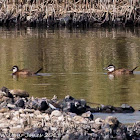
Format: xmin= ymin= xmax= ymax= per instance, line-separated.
xmin=109 ymin=68 xmax=133 ymax=75
xmin=14 ymin=69 xmax=34 ymax=75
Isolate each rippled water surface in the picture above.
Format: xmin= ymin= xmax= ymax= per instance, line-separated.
xmin=0 ymin=27 xmax=140 ymax=122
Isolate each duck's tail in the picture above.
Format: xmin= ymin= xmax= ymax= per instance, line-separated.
xmin=34 ymin=68 xmax=43 ymax=74
xmin=131 ymin=66 xmax=138 ymax=72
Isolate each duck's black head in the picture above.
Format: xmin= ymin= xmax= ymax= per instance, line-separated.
xmin=104 ymin=64 xmax=115 ymax=72
xmin=11 ymin=66 xmax=19 ymax=73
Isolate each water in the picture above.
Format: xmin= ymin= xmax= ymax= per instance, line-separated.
xmin=0 ymin=27 xmax=140 ymax=123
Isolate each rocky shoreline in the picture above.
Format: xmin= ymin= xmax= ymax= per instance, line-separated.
xmin=0 ymin=86 xmax=140 ymax=139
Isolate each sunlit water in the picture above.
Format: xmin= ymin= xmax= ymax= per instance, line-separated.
xmin=0 ymin=27 xmax=140 ymax=123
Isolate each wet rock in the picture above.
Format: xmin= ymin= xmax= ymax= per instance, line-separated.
xmin=65 ymin=95 xmax=75 ymax=101
xmin=28 ymin=98 xmax=49 ymax=111
xmin=121 ymin=104 xmax=135 ymax=113
xmin=86 ymin=107 xmax=100 ymax=113
xmin=38 ymin=100 xmax=49 ymax=111
xmin=60 ymin=95 xmax=87 ymax=115
xmin=99 ymin=105 xmax=116 ymax=113
xmin=10 ymin=89 xmax=29 ymax=97
xmin=48 ymin=102 xmax=58 ymax=110
xmin=45 ymin=107 xmax=54 ymax=114
xmin=89 ymin=104 xmax=135 ymax=113
xmin=15 ymin=98 xmax=25 ymax=108
xmin=114 ymin=107 xmax=124 ymax=113
xmin=1 ymin=87 xmax=13 ymax=98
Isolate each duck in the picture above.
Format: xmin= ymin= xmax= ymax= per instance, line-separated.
xmin=11 ymin=65 xmax=43 ymax=76
xmin=104 ymin=64 xmax=138 ymax=75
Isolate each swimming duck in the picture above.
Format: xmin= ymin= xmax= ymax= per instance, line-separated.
xmin=104 ymin=64 xmax=138 ymax=75
xmin=11 ymin=65 xmax=42 ymax=76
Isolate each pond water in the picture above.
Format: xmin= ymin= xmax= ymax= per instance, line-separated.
xmin=0 ymin=27 xmax=140 ymax=123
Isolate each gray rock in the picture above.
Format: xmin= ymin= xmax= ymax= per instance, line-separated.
xmin=15 ymin=99 xmax=25 ymax=108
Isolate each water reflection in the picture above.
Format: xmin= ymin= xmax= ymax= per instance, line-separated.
xmin=0 ymin=27 xmax=140 ymax=111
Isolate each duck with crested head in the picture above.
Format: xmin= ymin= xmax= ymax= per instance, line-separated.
xmin=104 ymin=64 xmax=138 ymax=75
xmin=11 ymin=65 xmax=43 ymax=76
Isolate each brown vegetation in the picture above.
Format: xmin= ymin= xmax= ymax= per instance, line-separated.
xmin=0 ymin=0 xmax=140 ymax=27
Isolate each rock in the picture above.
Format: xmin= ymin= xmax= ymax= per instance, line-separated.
xmin=26 ymin=16 xmax=32 ymax=21
xmin=20 ymin=119 xmax=28 ymax=127
xmin=50 ymin=110 xmax=62 ymax=117
xmin=23 ymin=108 xmax=34 ymax=113
xmin=0 ymin=123 xmax=10 ymax=128
xmin=1 ymin=96 xmax=14 ymax=105
xmin=36 ymin=114 xmax=45 ymax=119
xmin=34 ymin=110 xmax=41 ymax=115
xmin=115 ymin=107 xmax=123 ymax=113
xmin=60 ymin=95 xmax=87 ymax=115
xmin=91 ymin=118 xmax=104 ymax=130
xmin=0 ymin=113 xmax=4 ymax=118
xmin=38 ymin=100 xmax=49 ymax=111
xmin=10 ymin=89 xmax=29 ymax=97
xmin=121 ymin=104 xmax=135 ymax=113
xmin=63 ymin=133 xmax=92 ymax=140
xmin=45 ymin=107 xmax=54 ymax=114
xmin=10 ymin=125 xmax=24 ymax=134
xmin=51 ymin=95 xmax=58 ymax=101
xmin=61 ymin=134 xmax=69 ymax=140
xmin=95 ymin=118 xmax=104 ymax=124
xmin=82 ymin=111 xmax=94 ymax=120
xmin=105 ymin=116 xmax=119 ymax=126
xmin=68 ymin=112 xmax=77 ymax=117
xmin=100 ymin=105 xmax=115 ymax=113
xmin=48 ymin=103 xmax=57 ymax=110
xmin=5 ymin=114 xmax=11 ymax=119
xmin=1 ymin=87 xmax=13 ymax=98
xmin=73 ymin=116 xmax=87 ymax=124
xmin=28 ymin=99 xmax=49 ymax=111
xmin=7 ymin=104 xmax=16 ymax=109
xmin=128 ymin=121 xmax=140 ymax=138
xmin=65 ymin=95 xmax=74 ymax=101
xmin=0 ymin=108 xmax=9 ymax=113
xmin=15 ymin=98 xmax=25 ymax=108
xmin=44 ymin=114 xmax=50 ymax=121
xmin=24 ymin=128 xmax=45 ymax=138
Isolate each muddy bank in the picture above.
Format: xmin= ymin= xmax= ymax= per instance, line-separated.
xmin=0 ymin=0 xmax=140 ymax=27
xmin=0 ymin=86 xmax=140 ymax=139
